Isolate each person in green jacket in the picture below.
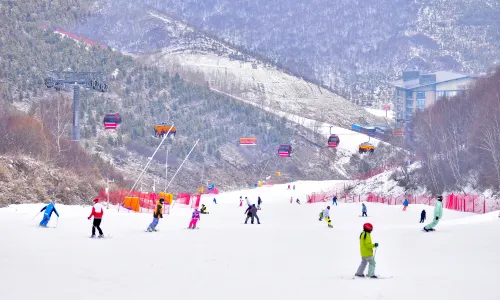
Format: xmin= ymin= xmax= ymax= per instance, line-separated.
xmin=355 ymin=223 xmax=379 ymax=278
xmin=423 ymin=196 xmax=443 ymax=232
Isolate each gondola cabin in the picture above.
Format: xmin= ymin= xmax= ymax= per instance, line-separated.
xmin=103 ymin=113 xmax=122 ymax=130
xmin=328 ymin=134 xmax=340 ymax=148
xmin=278 ymin=144 xmax=292 ymax=157
xmin=154 ymin=124 xmax=176 ymax=138
xmin=359 ymin=142 xmax=375 ymax=154
xmin=239 ymin=137 xmax=257 ymax=145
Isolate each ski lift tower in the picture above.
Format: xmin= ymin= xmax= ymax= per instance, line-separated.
xmin=44 ymin=71 xmax=108 ymax=141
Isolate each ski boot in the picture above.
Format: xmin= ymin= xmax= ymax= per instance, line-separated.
xmin=354 ymin=274 xmax=365 ymax=278
xmin=147 ymin=227 xmax=153 ymax=232
xmin=90 ymin=234 xmax=96 ymax=238
xmin=423 ymin=227 xmax=429 ymax=232
xmin=328 ymin=225 xmax=333 ymax=228
xmin=369 ymin=275 xmax=378 ymax=279
xmin=98 ymin=234 xmax=104 ymax=238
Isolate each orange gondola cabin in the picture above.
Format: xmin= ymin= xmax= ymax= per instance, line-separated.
xmin=328 ymin=134 xmax=340 ymax=148
xmin=154 ymin=124 xmax=176 ymax=138
xmin=278 ymin=144 xmax=292 ymax=157
xmin=239 ymin=137 xmax=257 ymax=145
xmin=103 ymin=113 xmax=122 ymax=130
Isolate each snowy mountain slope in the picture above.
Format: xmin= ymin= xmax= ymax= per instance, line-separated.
xmin=142 ymin=50 xmax=385 ymax=129
xmin=1 ymin=181 xmax=499 ymax=300
xmin=147 ymin=0 xmax=500 ymax=104
xmin=70 ymin=5 xmax=385 ymax=128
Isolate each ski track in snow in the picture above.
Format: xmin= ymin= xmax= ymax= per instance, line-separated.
xmin=1 ymin=181 xmax=499 ymax=300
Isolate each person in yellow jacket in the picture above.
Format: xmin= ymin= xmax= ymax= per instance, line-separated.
xmin=355 ymin=223 xmax=379 ymax=278
xmin=147 ymin=198 xmax=164 ymax=232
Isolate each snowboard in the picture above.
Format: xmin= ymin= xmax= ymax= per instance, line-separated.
xmin=422 ymin=228 xmax=436 ymax=232
xmin=186 ymin=227 xmax=200 ymax=229
xmin=359 ymin=215 xmax=369 ymax=217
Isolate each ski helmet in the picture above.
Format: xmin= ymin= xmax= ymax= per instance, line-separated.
xmin=93 ymin=198 xmax=99 ymax=203
xmin=437 ymin=195 xmax=443 ymax=201
xmin=363 ymin=223 xmax=373 ymax=231
xmin=327 ymin=206 xmax=330 ymax=209
xmin=159 ymin=198 xmax=165 ymax=203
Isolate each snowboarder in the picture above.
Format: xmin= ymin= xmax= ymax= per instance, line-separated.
xmin=147 ymin=198 xmax=164 ymax=232
xmin=419 ymin=209 xmax=426 ymax=223
xmin=296 ymin=198 xmax=301 ymax=204
xmin=402 ymin=199 xmax=409 ymax=211
xmin=293 ymin=184 xmax=296 ymax=190
xmin=423 ymin=196 xmax=443 ymax=232
xmin=244 ymin=205 xmax=253 ymax=224
xmin=200 ymin=204 xmax=209 ymax=214
xmin=251 ymin=204 xmax=260 ymax=224
xmin=213 ymin=198 xmax=217 ymax=204
xmin=88 ymin=198 xmax=104 ymax=238
xmin=257 ymin=196 xmax=262 ymax=210
xmin=39 ymin=200 xmax=59 ymax=227
xmin=188 ymin=208 xmax=200 ymax=229
xmin=361 ymin=203 xmax=368 ymax=217
xmin=323 ymin=206 xmax=333 ymax=228
xmin=355 ymin=223 xmax=379 ymax=278
xmin=239 ymin=196 xmax=243 ymax=207
xmin=332 ymin=195 xmax=338 ymax=206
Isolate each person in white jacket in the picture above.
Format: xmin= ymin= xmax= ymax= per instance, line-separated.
xmin=323 ymin=206 xmax=333 ymax=228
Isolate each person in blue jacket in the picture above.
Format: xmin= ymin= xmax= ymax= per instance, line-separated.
xmin=402 ymin=199 xmax=409 ymax=211
xmin=39 ymin=200 xmax=59 ymax=227
xmin=361 ymin=203 xmax=368 ymax=217
xmin=332 ymin=196 xmax=338 ymax=206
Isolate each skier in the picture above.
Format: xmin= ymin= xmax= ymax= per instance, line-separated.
xmin=287 ymin=184 xmax=290 ymax=190
xmin=39 ymin=200 xmax=59 ymax=227
xmin=290 ymin=197 xmax=293 ymax=204
xmin=319 ymin=210 xmax=324 ymax=221
xmin=88 ymin=198 xmax=104 ymax=238
xmin=332 ymin=195 xmax=338 ymax=206
xmin=245 ymin=196 xmax=250 ymax=206
xmin=361 ymin=203 xmax=368 ymax=217
xmin=188 ymin=208 xmax=200 ymax=229
xmin=239 ymin=196 xmax=243 ymax=207
xmin=257 ymin=197 xmax=262 ymax=210
xmin=200 ymin=204 xmax=209 ymax=214
xmin=419 ymin=209 xmax=426 ymax=223
xmin=251 ymin=204 xmax=260 ymax=224
xmin=213 ymin=198 xmax=217 ymax=204
xmin=293 ymin=184 xmax=296 ymax=190
xmin=296 ymin=198 xmax=301 ymax=204
xmin=323 ymin=206 xmax=333 ymax=228
xmin=355 ymin=223 xmax=379 ymax=278
xmin=402 ymin=199 xmax=409 ymax=211
xmin=147 ymin=198 xmax=164 ymax=232
xmin=423 ymin=196 xmax=443 ymax=232
xmin=244 ymin=205 xmax=253 ymax=224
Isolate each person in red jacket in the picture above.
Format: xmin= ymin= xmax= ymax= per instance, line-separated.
xmin=88 ymin=198 xmax=104 ymax=238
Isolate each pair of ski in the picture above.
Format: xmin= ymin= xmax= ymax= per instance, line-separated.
xmin=341 ymin=275 xmax=393 ymax=280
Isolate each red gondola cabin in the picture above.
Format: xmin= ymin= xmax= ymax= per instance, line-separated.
xmin=278 ymin=144 xmax=292 ymax=157
xmin=328 ymin=134 xmax=340 ymax=148
xmin=103 ymin=113 xmax=122 ymax=130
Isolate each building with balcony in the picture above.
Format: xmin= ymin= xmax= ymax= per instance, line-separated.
xmin=391 ymin=71 xmax=477 ymax=133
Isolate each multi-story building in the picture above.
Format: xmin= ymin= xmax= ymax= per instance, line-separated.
xmin=392 ymin=71 xmax=476 ymax=133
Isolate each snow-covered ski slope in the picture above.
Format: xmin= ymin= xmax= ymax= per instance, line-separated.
xmin=1 ymin=180 xmax=498 ymax=300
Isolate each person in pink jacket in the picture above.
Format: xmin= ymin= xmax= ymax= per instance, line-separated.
xmin=188 ymin=208 xmax=200 ymax=229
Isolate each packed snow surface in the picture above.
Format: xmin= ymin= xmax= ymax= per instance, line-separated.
xmin=1 ymin=181 xmax=499 ymax=300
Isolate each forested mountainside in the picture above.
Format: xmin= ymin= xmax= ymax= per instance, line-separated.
xmin=0 ymin=0 xmax=349 ymax=204
xmin=96 ymin=0 xmax=500 ymax=104
xmin=411 ymin=67 xmax=500 ymax=195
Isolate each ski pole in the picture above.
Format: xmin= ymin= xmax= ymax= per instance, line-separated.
xmin=56 ymin=217 xmax=59 ymax=228
xmin=32 ymin=212 xmax=40 ymax=220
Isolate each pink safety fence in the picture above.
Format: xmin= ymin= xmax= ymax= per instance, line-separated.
xmin=307 ymin=190 xmax=500 ymax=214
